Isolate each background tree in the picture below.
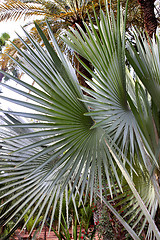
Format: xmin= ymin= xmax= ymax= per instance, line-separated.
xmin=0 ymin=0 xmax=103 ymax=90
xmin=0 ymin=32 xmax=10 ymax=82
xmin=0 ymin=0 xmax=157 ymax=87
xmin=0 ymin=33 xmax=10 ymax=52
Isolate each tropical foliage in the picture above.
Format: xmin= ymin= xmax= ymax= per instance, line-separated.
xmin=0 ymin=33 xmax=10 ymax=51
xmin=0 ymin=0 xmax=100 ymax=72
xmin=0 ymin=0 xmax=144 ymax=79
xmin=0 ymin=1 xmax=160 ymax=239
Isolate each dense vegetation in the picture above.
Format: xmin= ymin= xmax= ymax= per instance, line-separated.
xmin=0 ymin=1 xmax=160 ymax=239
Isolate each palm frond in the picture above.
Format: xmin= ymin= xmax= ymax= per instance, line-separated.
xmin=0 ymin=0 xmax=52 ymax=22
xmin=126 ymin=29 xmax=160 ymax=110
xmin=62 ymin=4 xmax=159 ymax=170
xmin=0 ymin=16 xmax=124 ymax=233
xmin=112 ymin=163 xmax=158 ymax=238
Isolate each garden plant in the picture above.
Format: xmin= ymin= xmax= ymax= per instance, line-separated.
xmin=0 ymin=1 xmax=160 ymax=239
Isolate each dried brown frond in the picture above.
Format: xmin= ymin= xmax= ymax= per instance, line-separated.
xmin=0 ymin=0 xmax=52 ymax=22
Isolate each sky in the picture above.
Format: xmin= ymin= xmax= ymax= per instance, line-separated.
xmin=0 ymin=20 xmax=27 ymax=39
xmin=0 ymin=19 xmax=35 ymax=114
xmin=0 ymin=1 xmax=45 ymax=114
xmin=0 ymin=0 xmax=43 ymax=38
xmin=0 ymin=0 xmax=44 ymax=110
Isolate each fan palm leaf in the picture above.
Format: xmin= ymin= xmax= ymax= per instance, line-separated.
xmin=62 ymin=4 xmax=158 ymax=169
xmin=0 ymin=13 xmax=124 ymax=234
xmin=111 ymin=163 xmax=158 ymax=237
xmin=126 ymin=29 xmax=160 ymax=110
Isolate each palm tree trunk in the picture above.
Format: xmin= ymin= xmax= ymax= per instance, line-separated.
xmin=74 ymin=19 xmax=93 ymax=94
xmin=138 ymin=0 xmax=157 ymax=37
xmin=75 ymin=55 xmax=93 ymax=89
xmin=44 ymin=221 xmax=47 ymax=240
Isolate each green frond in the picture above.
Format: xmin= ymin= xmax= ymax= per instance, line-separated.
xmin=113 ymin=163 xmax=158 ymax=237
xmin=0 ymin=17 xmax=124 ymax=233
xmin=126 ymin=29 xmax=160 ymax=110
xmin=62 ymin=4 xmax=159 ymax=170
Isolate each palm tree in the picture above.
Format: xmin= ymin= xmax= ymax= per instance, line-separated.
xmin=0 ymin=0 xmax=148 ymax=85
xmin=0 ymin=0 xmax=100 ymax=86
xmin=0 ymin=1 xmax=160 ymax=239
